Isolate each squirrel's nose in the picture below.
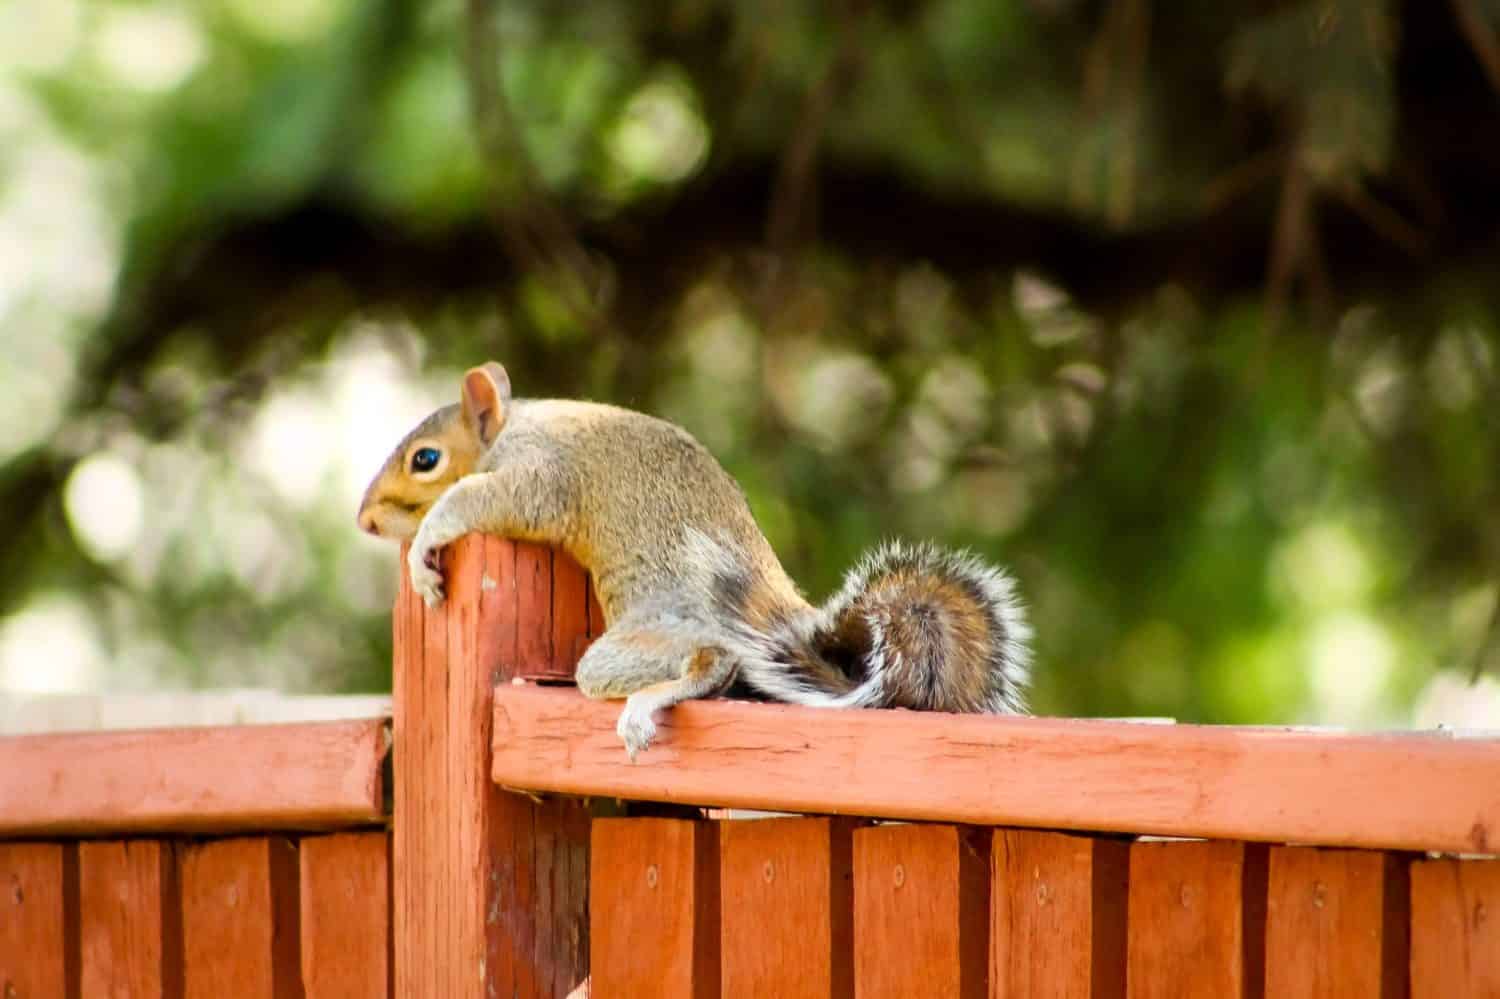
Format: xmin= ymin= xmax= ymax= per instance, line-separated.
xmin=357 ymin=509 xmax=380 ymax=536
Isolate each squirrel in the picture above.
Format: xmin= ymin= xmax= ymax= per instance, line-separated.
xmin=357 ymin=361 xmax=1032 ymax=758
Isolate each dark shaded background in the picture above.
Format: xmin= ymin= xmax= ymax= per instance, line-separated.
xmin=0 ymin=0 xmax=1496 ymax=726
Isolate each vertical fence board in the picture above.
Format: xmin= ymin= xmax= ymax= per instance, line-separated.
xmin=587 ymin=583 xmax=608 ymax=639
xmin=719 ymin=817 xmax=855 ymax=998
xmin=515 ymin=543 xmax=553 ymax=675
xmin=395 ymin=536 xmax=590 ymax=999
xmin=181 ymin=837 xmax=300 ymax=999
xmin=992 ymin=829 xmax=1128 ymax=998
xmin=79 ymin=840 xmax=182 ymax=999
xmin=1127 ymin=840 xmax=1267 ymax=999
xmin=481 ymin=535 xmax=521 ymax=999
xmin=590 ymin=818 xmax=719 ymax=998
xmin=550 ymin=553 xmax=590 ymax=676
xmin=533 ymin=799 xmax=559 ymax=999
xmin=391 ymin=542 xmax=426 ymax=998
xmin=562 ymin=798 xmax=593 ymax=983
xmin=444 ymin=535 xmax=482 ymax=999
xmin=853 ymin=824 xmax=988 ymax=999
xmin=298 ymin=832 xmax=390 ymax=999
xmin=1410 ymin=858 xmax=1499 ymax=998
xmin=0 ymin=842 xmax=78 ymax=999
xmin=1265 ymin=847 xmax=1407 ymax=999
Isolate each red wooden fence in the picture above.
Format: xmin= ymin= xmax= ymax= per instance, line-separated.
xmin=1 ymin=533 xmax=1496 ymax=997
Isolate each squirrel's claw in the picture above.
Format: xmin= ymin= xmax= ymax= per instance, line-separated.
xmin=407 ymin=545 xmax=447 ymax=608
xmin=615 ymin=697 xmax=657 ymax=761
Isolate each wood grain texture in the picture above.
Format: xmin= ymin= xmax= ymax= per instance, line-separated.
xmin=548 ymin=553 xmax=590 ymax=678
xmin=1265 ymin=847 xmax=1407 ymax=999
xmin=1409 ymin=857 xmax=1499 ymax=998
xmin=180 ymin=837 xmax=301 ymax=999
xmin=0 ymin=842 xmax=79 ymax=999
xmin=1126 ymin=839 xmax=1267 ymax=999
xmin=393 ymin=536 xmax=590 ymax=999
xmin=491 ymin=684 xmax=1500 ymax=853
xmin=587 ymin=583 xmax=607 ymax=640
xmin=853 ymin=823 xmax=988 ymax=999
xmin=298 ymin=832 xmax=389 ymax=999
xmin=0 ymin=719 xmax=387 ymax=837
xmin=992 ymin=829 xmax=1128 ymax=998
xmin=79 ymin=839 xmax=183 ymax=999
xmin=719 ymin=817 xmax=854 ymax=998
xmin=515 ymin=542 xmax=553 ymax=676
xmin=590 ymin=818 xmax=720 ymax=998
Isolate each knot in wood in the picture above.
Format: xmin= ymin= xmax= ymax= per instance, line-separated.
xmin=1311 ymin=882 xmax=1326 ymax=909
xmin=762 ymin=861 xmax=775 ymax=884
xmin=645 ymin=864 xmax=659 ymax=889
xmin=892 ymin=864 xmax=906 ymax=888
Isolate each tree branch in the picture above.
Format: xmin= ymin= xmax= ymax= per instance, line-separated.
xmin=1450 ymin=0 xmax=1500 ymax=99
xmin=464 ymin=0 xmax=611 ymax=333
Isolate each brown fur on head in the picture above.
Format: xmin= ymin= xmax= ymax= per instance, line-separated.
xmin=355 ymin=362 xmax=512 ymax=540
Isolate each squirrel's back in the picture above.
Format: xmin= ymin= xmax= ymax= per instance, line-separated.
xmin=499 ymin=399 xmax=808 ymax=620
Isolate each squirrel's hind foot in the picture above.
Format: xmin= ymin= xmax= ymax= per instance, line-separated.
xmin=615 ymin=696 xmax=659 ymax=761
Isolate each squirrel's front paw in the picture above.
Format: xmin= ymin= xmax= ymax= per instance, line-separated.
xmin=616 ymin=696 xmax=658 ymax=761
xmin=406 ymin=544 xmax=446 ymax=607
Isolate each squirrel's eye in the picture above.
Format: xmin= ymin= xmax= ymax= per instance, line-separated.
xmin=411 ymin=447 xmax=441 ymax=473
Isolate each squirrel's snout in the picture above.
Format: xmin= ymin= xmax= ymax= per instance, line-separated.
xmin=357 ymin=508 xmax=381 ymax=536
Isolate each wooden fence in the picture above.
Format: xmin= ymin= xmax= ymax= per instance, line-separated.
xmin=1 ymin=534 xmax=1497 ymax=997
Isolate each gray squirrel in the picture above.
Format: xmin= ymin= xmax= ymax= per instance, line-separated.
xmin=357 ymin=361 xmax=1032 ymax=757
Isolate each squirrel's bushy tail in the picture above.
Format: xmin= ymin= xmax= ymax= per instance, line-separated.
xmin=737 ymin=541 xmax=1032 ymax=714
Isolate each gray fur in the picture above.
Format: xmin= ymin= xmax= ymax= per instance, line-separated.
xmin=404 ymin=394 xmax=1033 ymax=756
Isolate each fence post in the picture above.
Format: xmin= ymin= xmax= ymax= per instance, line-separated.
xmin=393 ymin=535 xmax=595 ymax=998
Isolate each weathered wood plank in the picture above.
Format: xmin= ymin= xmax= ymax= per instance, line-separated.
xmin=180 ymin=837 xmax=301 ymax=999
xmin=515 ymin=543 xmax=553 ymax=677
xmin=0 ymin=720 xmax=387 ymax=837
xmin=1126 ymin=839 xmax=1267 ymax=999
xmin=491 ymin=684 xmax=1500 ymax=853
xmin=853 ymin=824 xmax=988 ymax=999
xmin=719 ymin=817 xmax=854 ymax=998
xmin=1409 ymin=857 xmax=1499 ymax=998
xmin=394 ymin=536 xmax=590 ymax=999
xmin=992 ymin=829 xmax=1128 ymax=998
xmin=587 ymin=581 xmax=607 ymax=639
xmin=79 ymin=840 xmax=182 ymax=999
xmin=1265 ymin=847 xmax=1407 ymax=999
xmin=299 ymin=832 xmax=390 ymax=999
xmin=590 ymin=818 xmax=719 ymax=998
xmin=549 ymin=552 xmax=590 ymax=678
xmin=0 ymin=842 xmax=78 ymax=998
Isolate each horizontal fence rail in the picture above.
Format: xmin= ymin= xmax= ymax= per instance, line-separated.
xmin=491 ymin=684 xmax=1500 ymax=855
xmin=0 ymin=718 xmax=390 ymax=837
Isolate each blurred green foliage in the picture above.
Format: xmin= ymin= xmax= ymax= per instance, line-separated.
xmin=1 ymin=0 xmax=1498 ymax=726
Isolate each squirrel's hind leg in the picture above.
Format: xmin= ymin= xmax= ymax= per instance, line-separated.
xmin=576 ymin=623 xmax=736 ymax=760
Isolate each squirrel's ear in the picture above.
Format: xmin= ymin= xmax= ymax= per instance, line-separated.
xmin=460 ymin=362 xmax=512 ymax=446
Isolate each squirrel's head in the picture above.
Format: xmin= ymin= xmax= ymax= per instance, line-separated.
xmin=356 ymin=361 xmax=512 ymax=540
